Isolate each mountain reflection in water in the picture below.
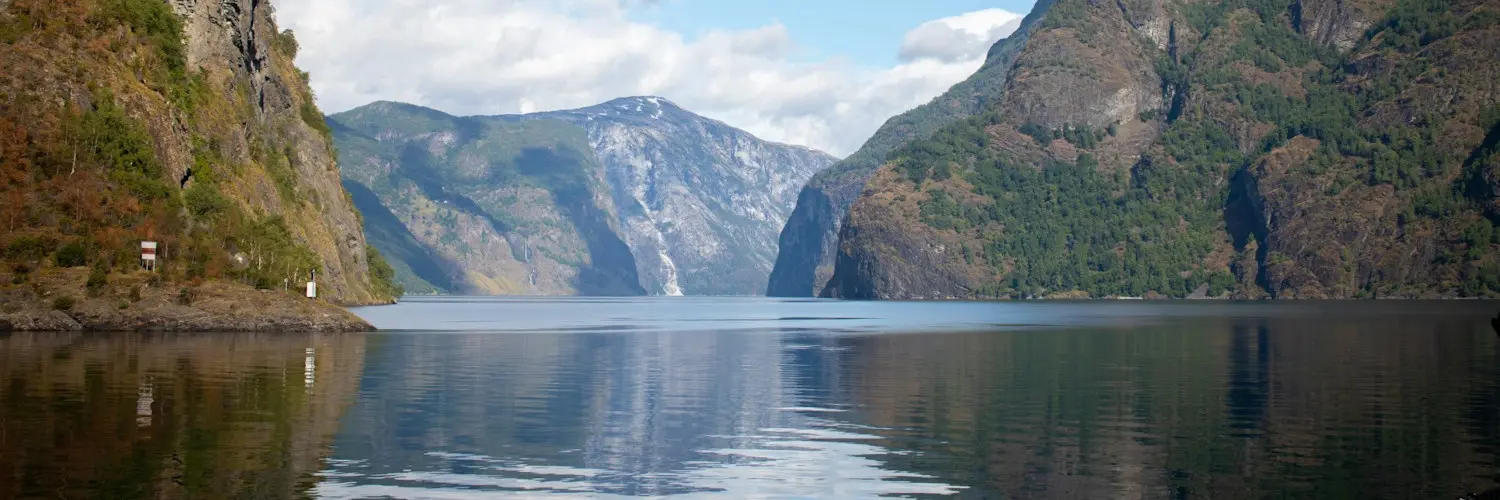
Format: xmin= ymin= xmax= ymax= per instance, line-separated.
xmin=0 ymin=299 xmax=1497 ymax=499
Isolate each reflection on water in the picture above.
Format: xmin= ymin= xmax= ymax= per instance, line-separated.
xmin=315 ymin=331 xmax=962 ymax=499
xmin=1 ymin=300 xmax=1498 ymax=499
xmin=319 ymin=299 xmax=1500 ymax=499
xmin=0 ymin=332 xmax=366 ymax=499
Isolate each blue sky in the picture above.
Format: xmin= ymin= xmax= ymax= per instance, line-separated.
xmin=633 ymin=0 xmax=1039 ymax=65
xmin=278 ymin=0 xmax=1037 ymax=155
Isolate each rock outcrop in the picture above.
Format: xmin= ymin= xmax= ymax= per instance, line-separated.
xmin=823 ymin=0 xmax=1500 ymax=300
xmin=766 ymin=0 xmax=1058 ymax=297
xmin=168 ymin=0 xmax=382 ymax=304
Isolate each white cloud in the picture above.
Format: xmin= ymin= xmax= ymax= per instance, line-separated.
xmin=898 ymin=9 xmax=1024 ymax=63
xmin=273 ymin=0 xmax=1024 ymax=157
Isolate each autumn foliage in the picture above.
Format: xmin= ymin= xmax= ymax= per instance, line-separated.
xmin=0 ymin=0 xmax=328 ymax=292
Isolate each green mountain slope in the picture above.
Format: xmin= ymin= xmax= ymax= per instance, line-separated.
xmin=331 ymin=102 xmax=645 ymax=296
xmin=824 ymin=0 xmax=1500 ymax=299
xmin=766 ymin=0 xmax=1058 ymax=297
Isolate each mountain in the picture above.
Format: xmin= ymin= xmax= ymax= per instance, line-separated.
xmin=0 ymin=0 xmax=391 ymax=329
xmin=530 ymin=97 xmax=839 ymax=295
xmin=331 ymin=97 xmax=836 ymax=296
xmin=331 ymin=103 xmax=643 ymax=296
xmin=765 ymin=1 xmax=1058 ymax=297
xmin=822 ymin=0 xmax=1500 ymax=299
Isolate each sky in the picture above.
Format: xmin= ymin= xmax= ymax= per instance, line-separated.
xmin=273 ymin=0 xmax=1037 ymax=157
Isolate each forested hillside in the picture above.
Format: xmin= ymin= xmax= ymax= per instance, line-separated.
xmin=824 ymin=0 xmax=1500 ymax=299
xmin=0 ymin=0 xmax=397 ymax=328
xmin=766 ymin=0 xmax=1059 ymax=297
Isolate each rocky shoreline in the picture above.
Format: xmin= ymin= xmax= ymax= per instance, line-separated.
xmin=0 ymin=269 xmax=373 ymax=333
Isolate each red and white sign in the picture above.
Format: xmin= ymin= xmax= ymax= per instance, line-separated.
xmin=141 ymin=241 xmax=158 ymax=261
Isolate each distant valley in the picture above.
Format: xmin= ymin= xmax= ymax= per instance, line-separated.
xmin=332 ymin=98 xmax=836 ymax=296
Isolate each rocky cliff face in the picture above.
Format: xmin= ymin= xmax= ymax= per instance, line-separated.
xmin=171 ymin=0 xmax=381 ymax=303
xmin=532 ymin=97 xmax=837 ymax=296
xmin=331 ymin=103 xmax=644 ymax=296
xmin=333 ymin=98 xmax=833 ymax=296
xmin=1291 ymin=0 xmax=1386 ymax=50
xmin=824 ymin=0 xmax=1500 ymax=300
xmin=0 ymin=0 xmax=393 ymax=307
xmin=766 ymin=1 xmax=1058 ymax=297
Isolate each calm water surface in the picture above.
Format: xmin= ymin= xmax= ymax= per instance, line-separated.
xmin=1 ymin=298 xmax=1497 ymax=499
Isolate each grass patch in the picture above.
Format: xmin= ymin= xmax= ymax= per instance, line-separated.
xmin=301 ymin=101 xmax=333 ymax=142
xmin=366 ymin=245 xmax=404 ymax=300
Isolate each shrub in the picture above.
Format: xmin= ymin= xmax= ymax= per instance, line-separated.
xmin=55 ymin=242 xmax=87 ymax=267
xmin=97 ymin=0 xmax=186 ymax=70
xmin=86 ymin=264 xmax=108 ymax=294
xmin=95 ymin=0 xmax=197 ymax=109
xmin=1019 ymin=123 xmax=1052 ymax=145
xmin=185 ymin=182 xmax=231 ymax=221
xmin=366 ymin=245 xmax=404 ymax=300
xmin=52 ymin=296 xmax=76 ymax=311
xmin=268 ymin=147 xmax=300 ymax=201
xmin=919 ymin=189 xmax=969 ymax=231
xmin=0 ymin=11 xmax=35 ymax=44
xmin=177 ymin=287 xmax=195 ymax=305
xmin=301 ymin=101 xmax=332 ymax=141
xmin=6 ymin=235 xmax=57 ymax=261
xmin=229 ymin=215 xmax=322 ymax=289
xmin=77 ymin=94 xmax=171 ymax=200
xmin=273 ymin=29 xmax=300 ymax=58
xmin=129 ymin=285 xmax=143 ymax=302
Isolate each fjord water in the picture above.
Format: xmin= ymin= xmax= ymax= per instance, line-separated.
xmin=1 ymin=299 xmax=1497 ymax=498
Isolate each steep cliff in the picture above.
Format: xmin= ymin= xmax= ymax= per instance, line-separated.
xmin=331 ymin=102 xmax=644 ymax=296
xmin=824 ymin=0 xmax=1500 ymax=299
xmin=335 ymin=98 xmax=835 ymax=296
xmin=0 ymin=0 xmax=396 ymax=321
xmin=765 ymin=0 xmax=1058 ymax=297
xmin=532 ymin=97 xmax=837 ymax=295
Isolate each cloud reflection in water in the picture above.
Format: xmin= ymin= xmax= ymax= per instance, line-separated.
xmin=315 ymin=415 xmax=961 ymax=498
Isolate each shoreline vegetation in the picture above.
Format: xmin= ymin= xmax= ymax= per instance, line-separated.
xmin=0 ymin=268 xmax=372 ymax=332
xmin=0 ymin=0 xmax=401 ymax=329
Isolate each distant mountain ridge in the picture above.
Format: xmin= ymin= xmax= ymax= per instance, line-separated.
xmin=529 ymin=97 xmax=838 ymax=295
xmin=332 ymin=97 xmax=837 ymax=296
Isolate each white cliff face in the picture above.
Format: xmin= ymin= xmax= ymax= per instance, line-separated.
xmin=537 ymin=97 xmax=839 ymax=296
